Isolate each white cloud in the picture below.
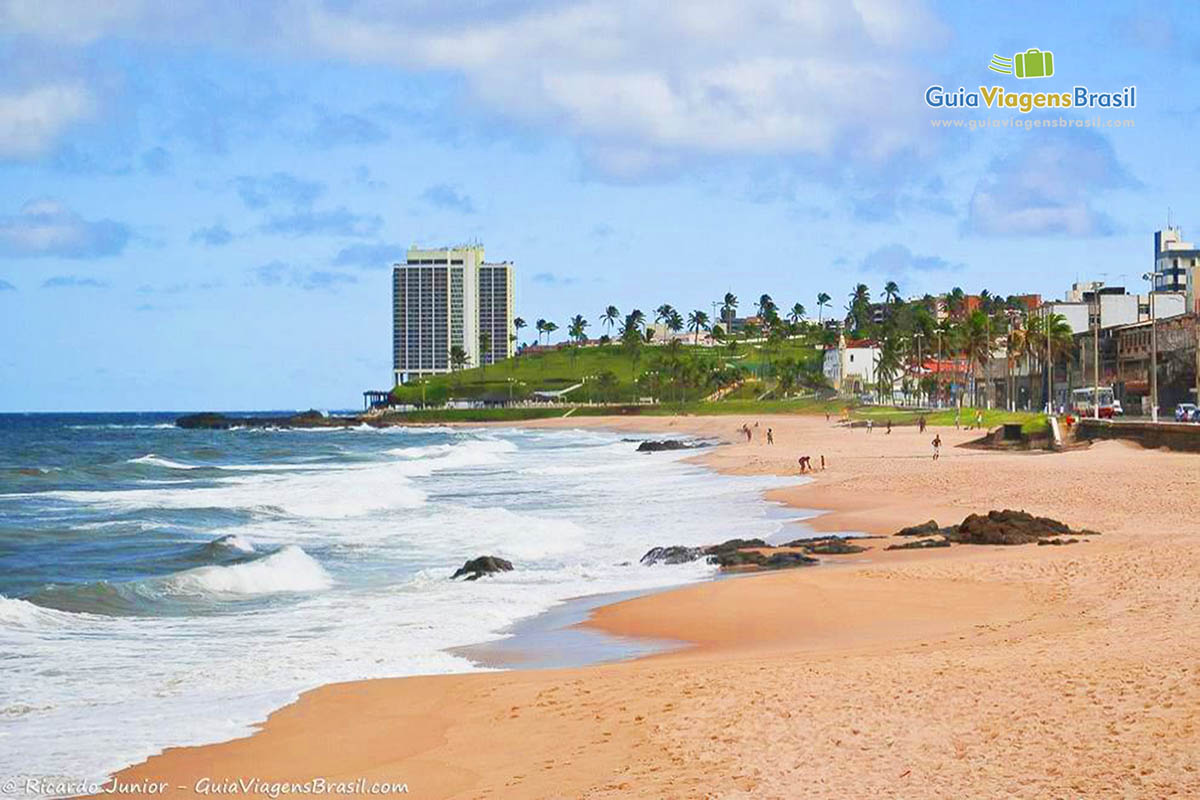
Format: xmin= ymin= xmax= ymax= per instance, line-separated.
xmin=0 ymin=85 xmax=94 ymax=158
xmin=0 ymin=199 xmax=130 ymax=258
xmin=964 ymin=131 xmax=1138 ymax=237
xmin=0 ymin=0 xmax=145 ymax=44
xmin=305 ymin=0 xmax=948 ymax=173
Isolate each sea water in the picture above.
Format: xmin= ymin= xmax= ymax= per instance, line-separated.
xmin=0 ymin=413 xmax=795 ymax=788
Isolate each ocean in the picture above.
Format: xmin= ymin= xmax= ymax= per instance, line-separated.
xmin=0 ymin=413 xmax=796 ymax=788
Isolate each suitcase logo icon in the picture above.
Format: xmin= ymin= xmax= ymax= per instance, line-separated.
xmin=988 ymin=49 xmax=1054 ymax=79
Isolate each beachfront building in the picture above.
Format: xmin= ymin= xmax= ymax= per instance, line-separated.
xmin=1154 ymin=227 xmax=1199 ymax=313
xmin=1045 ymin=284 xmax=1185 ymax=335
xmin=478 ymin=261 xmax=515 ymax=366
xmin=823 ymin=334 xmax=880 ymax=397
xmin=392 ymin=244 xmax=515 ymax=384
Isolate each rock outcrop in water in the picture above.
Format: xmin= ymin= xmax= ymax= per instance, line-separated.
xmin=451 ymin=556 xmax=514 ymax=581
xmin=635 ymin=439 xmax=711 ymax=453
xmin=176 ymin=411 xmax=359 ymax=430
xmin=640 ymin=546 xmax=707 ymax=566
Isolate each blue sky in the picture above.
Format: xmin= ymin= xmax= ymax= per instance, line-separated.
xmin=1 ymin=0 xmax=1197 ymax=411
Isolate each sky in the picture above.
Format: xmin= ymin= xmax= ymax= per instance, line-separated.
xmin=1 ymin=0 xmax=1197 ymax=411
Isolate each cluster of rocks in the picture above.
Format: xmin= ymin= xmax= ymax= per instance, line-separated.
xmin=176 ymin=411 xmax=360 ymax=430
xmin=634 ymin=439 xmax=713 ymax=453
xmin=890 ymin=510 xmax=1099 ymax=548
xmin=639 ymin=535 xmax=874 ymax=572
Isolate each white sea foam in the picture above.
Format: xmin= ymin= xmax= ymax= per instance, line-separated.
xmin=1 ymin=427 xmax=799 ymax=794
xmin=162 ymin=546 xmax=330 ymax=595
xmin=128 ymin=454 xmax=201 ymax=469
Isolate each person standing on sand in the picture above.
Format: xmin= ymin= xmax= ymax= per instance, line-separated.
xmin=766 ymin=428 xmax=774 ymax=445
xmin=885 ymin=419 xmax=892 ymax=435
xmin=932 ymin=434 xmax=942 ymax=460
xmin=954 ymin=408 xmax=961 ymax=429
xmin=975 ymin=410 xmax=983 ymax=430
xmin=866 ymin=419 xmax=873 ymax=434
xmin=820 ymin=455 xmax=825 ymax=471
xmin=918 ymin=415 xmax=926 ymax=433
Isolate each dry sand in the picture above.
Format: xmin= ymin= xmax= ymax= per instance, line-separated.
xmin=94 ymin=416 xmax=1200 ymax=798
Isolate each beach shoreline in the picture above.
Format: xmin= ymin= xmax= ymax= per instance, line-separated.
xmin=88 ymin=413 xmax=1200 ymax=798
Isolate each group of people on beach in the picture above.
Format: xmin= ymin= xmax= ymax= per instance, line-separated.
xmin=836 ymin=412 xmax=944 ymax=461
xmin=738 ymin=421 xmax=823 ymax=474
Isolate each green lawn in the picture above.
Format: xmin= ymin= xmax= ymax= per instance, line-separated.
xmin=389 ymin=338 xmax=825 ymax=406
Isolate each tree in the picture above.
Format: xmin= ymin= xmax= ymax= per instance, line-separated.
xmin=567 ymin=314 xmax=589 ymax=367
xmin=620 ymin=321 xmax=643 ymax=380
xmin=721 ymin=292 xmax=739 ymax=330
xmin=535 ymin=318 xmax=547 ymax=345
xmin=687 ymin=309 xmax=710 ymax=345
xmin=847 ymin=284 xmax=871 ymax=333
xmin=945 ymin=287 xmax=967 ymax=319
xmin=512 ymin=317 xmax=527 ymax=351
xmin=816 ymin=292 xmax=831 ymax=324
xmin=543 ymin=320 xmax=558 ymax=344
xmin=875 ymin=333 xmax=903 ymax=403
xmin=788 ymin=302 xmax=806 ymax=325
xmin=883 ymin=280 xmax=900 ymax=305
xmin=654 ymin=304 xmax=675 ymax=325
xmin=962 ymin=310 xmax=991 ymax=407
xmin=667 ymin=309 xmax=684 ymax=339
xmin=756 ymin=294 xmax=776 ymax=319
xmin=596 ymin=370 xmax=619 ymax=402
xmin=628 ymin=308 xmax=646 ymax=330
xmin=449 ymin=345 xmax=468 ymax=388
xmin=600 ymin=305 xmax=620 ymax=337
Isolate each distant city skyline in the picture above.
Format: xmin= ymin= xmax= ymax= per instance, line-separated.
xmin=2 ymin=1 xmax=1198 ymax=410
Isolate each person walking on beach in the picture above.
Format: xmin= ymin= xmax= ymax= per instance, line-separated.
xmin=954 ymin=408 xmax=961 ymax=429
xmin=866 ymin=419 xmax=873 ymax=434
xmin=932 ymin=434 xmax=942 ymax=460
xmin=885 ymin=419 xmax=892 ymax=435
xmin=798 ymin=455 xmax=812 ymax=473
xmin=918 ymin=415 xmax=926 ymax=433
xmin=766 ymin=428 xmax=774 ymax=445
xmin=975 ymin=410 xmax=983 ymax=430
xmin=820 ymin=455 xmax=825 ymax=471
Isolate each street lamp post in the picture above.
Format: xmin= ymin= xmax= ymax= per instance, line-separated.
xmin=1143 ymin=272 xmax=1161 ymax=422
xmin=1091 ymin=291 xmax=1100 ymax=420
xmin=913 ymin=331 xmax=925 ymax=407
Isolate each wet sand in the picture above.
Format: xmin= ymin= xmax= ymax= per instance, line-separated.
xmin=93 ymin=415 xmax=1200 ymax=798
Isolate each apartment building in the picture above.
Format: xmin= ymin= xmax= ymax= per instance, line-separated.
xmin=392 ymin=244 xmax=514 ymax=384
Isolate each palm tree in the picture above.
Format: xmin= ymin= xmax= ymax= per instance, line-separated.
xmin=543 ymin=320 xmax=558 ymax=345
xmin=534 ymin=318 xmax=547 ymax=345
xmin=687 ymin=310 xmax=709 ymax=345
xmin=875 ymin=334 xmax=903 ymax=403
xmin=449 ymin=345 xmax=468 ymax=387
xmin=721 ymin=292 xmax=738 ymax=331
xmin=1005 ymin=323 xmax=1027 ymax=411
xmin=654 ymin=304 xmax=675 ymax=325
xmin=512 ymin=316 xmax=526 ymax=348
xmin=600 ymin=305 xmax=620 ymax=337
xmin=847 ymin=284 xmax=871 ymax=332
xmin=628 ymin=308 xmax=646 ymax=330
xmin=883 ymin=280 xmax=900 ymax=305
xmin=816 ymin=292 xmax=831 ymax=324
xmin=788 ymin=302 xmax=805 ymax=325
xmin=945 ymin=286 xmax=967 ymax=319
xmin=568 ymin=314 xmax=588 ymax=343
xmin=667 ymin=309 xmax=684 ymax=339
xmin=756 ymin=294 xmax=775 ymax=319
xmin=962 ymin=310 xmax=991 ymax=408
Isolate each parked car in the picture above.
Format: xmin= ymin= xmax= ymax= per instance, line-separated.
xmin=1175 ymin=403 xmax=1198 ymax=422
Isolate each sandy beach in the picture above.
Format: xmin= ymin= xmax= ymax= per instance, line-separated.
xmin=94 ymin=415 xmax=1200 ymax=798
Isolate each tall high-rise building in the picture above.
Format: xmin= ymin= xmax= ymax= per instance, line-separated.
xmin=392 ymin=244 xmax=515 ymax=384
xmin=478 ymin=261 xmax=515 ymax=366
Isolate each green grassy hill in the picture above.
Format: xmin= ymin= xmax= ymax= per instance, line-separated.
xmin=388 ymin=337 xmax=827 ymax=406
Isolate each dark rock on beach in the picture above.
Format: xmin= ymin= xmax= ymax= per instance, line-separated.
xmin=791 ymin=537 xmax=870 ymax=555
xmin=890 ymin=510 xmax=1101 ymax=548
xmin=451 ymin=555 xmax=514 ymax=581
xmin=895 ymin=520 xmax=941 ymax=537
xmin=635 ymin=439 xmax=712 ymax=453
xmin=1037 ymin=537 xmax=1081 ymax=546
xmin=640 ymin=546 xmax=706 ymax=566
xmin=885 ymin=538 xmax=951 ymax=551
